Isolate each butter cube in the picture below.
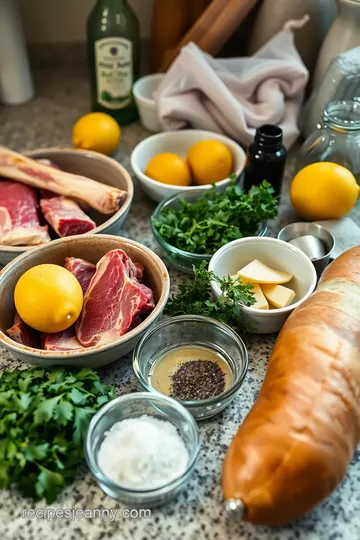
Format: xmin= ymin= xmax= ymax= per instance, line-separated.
xmin=247 ymin=283 xmax=269 ymax=310
xmin=238 ymin=259 xmax=293 ymax=285
xmin=260 ymin=284 xmax=296 ymax=309
xmin=236 ymin=276 xmax=269 ymax=310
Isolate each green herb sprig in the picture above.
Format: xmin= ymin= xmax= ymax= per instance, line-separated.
xmin=153 ymin=181 xmax=278 ymax=255
xmin=0 ymin=367 xmax=115 ymax=503
xmin=165 ymin=262 xmax=255 ymax=332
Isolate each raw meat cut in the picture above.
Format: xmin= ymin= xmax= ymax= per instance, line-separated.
xmin=0 ymin=180 xmax=50 ymax=246
xmin=6 ymin=313 xmax=39 ymax=348
xmin=41 ymin=326 xmax=84 ymax=351
xmin=0 ymin=146 xmax=127 ymax=214
xmin=40 ymin=189 xmax=57 ymax=199
xmin=135 ymin=263 xmax=144 ymax=282
xmin=40 ymin=196 xmax=96 ymax=237
xmin=76 ymin=249 xmax=155 ymax=347
xmin=64 ymin=257 xmax=96 ymax=294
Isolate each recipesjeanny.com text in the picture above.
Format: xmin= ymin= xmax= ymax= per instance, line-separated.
xmin=22 ymin=507 xmax=152 ymax=522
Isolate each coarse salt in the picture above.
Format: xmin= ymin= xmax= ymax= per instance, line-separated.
xmin=97 ymin=414 xmax=189 ymax=490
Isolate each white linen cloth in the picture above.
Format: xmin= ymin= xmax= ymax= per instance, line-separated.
xmin=155 ymin=18 xmax=309 ymax=149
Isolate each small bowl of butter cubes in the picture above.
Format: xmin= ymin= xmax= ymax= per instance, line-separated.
xmin=209 ymin=237 xmax=317 ymax=333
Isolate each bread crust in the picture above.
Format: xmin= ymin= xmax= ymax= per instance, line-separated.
xmin=222 ymin=247 xmax=360 ymax=526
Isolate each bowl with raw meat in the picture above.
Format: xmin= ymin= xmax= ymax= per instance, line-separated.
xmin=0 ymin=146 xmax=134 ymax=265
xmin=0 ymin=234 xmax=170 ymax=368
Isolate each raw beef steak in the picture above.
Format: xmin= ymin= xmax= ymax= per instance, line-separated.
xmin=41 ymin=326 xmax=84 ymax=351
xmin=64 ymin=257 xmax=96 ymax=294
xmin=134 ymin=262 xmax=144 ymax=282
xmin=0 ymin=181 xmax=50 ymax=246
xmin=76 ymin=249 xmax=155 ymax=347
xmin=40 ymin=196 xmax=96 ymax=237
xmin=6 ymin=313 xmax=39 ymax=348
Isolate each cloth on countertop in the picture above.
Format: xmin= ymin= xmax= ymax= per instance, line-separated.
xmin=315 ymin=218 xmax=360 ymax=259
xmin=155 ymin=17 xmax=309 ymax=149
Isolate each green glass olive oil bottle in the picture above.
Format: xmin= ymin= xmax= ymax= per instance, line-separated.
xmin=87 ymin=0 xmax=140 ymax=125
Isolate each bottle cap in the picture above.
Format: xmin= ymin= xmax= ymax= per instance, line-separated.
xmin=255 ymin=125 xmax=283 ymax=148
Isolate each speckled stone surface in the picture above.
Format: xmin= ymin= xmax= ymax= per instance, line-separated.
xmin=0 ymin=68 xmax=360 ymax=540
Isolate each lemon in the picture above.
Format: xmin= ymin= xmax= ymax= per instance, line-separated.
xmin=145 ymin=153 xmax=191 ymax=186
xmin=290 ymin=162 xmax=359 ymax=221
xmin=72 ymin=112 xmax=121 ymax=156
xmin=14 ymin=264 xmax=83 ymax=333
xmin=187 ymin=140 xmax=233 ymax=185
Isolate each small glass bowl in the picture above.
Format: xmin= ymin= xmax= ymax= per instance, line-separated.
xmin=133 ymin=315 xmax=248 ymax=420
xmin=85 ymin=392 xmax=200 ymax=507
xmin=151 ymin=189 xmax=268 ymax=274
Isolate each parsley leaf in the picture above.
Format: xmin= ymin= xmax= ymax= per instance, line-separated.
xmin=165 ymin=262 xmax=255 ymax=332
xmin=35 ymin=468 xmax=64 ymax=502
xmin=54 ymin=400 xmax=73 ymax=425
xmin=73 ymin=407 xmax=96 ymax=445
xmin=0 ymin=367 xmax=115 ymax=503
xmin=69 ymin=387 xmax=89 ymax=405
xmin=34 ymin=395 xmax=62 ymax=424
xmin=152 ymin=181 xmax=278 ymax=254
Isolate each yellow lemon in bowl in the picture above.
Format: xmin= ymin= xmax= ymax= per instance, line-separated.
xmin=73 ymin=112 xmax=121 ymax=156
xmin=14 ymin=264 xmax=84 ymax=333
xmin=145 ymin=153 xmax=191 ymax=186
xmin=290 ymin=162 xmax=359 ymax=221
xmin=187 ymin=140 xmax=233 ymax=185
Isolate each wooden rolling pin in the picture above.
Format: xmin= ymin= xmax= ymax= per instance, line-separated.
xmin=159 ymin=0 xmax=259 ymax=72
xmin=150 ymin=0 xmax=211 ymax=73
xmin=191 ymin=0 xmax=212 ymax=22
xmin=150 ymin=0 xmax=191 ymax=73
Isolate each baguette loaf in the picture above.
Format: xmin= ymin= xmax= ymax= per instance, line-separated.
xmin=222 ymin=246 xmax=360 ymax=526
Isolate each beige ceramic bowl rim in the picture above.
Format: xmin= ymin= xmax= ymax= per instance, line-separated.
xmin=0 ymin=234 xmax=170 ymax=358
xmin=130 ymin=130 xmax=246 ymax=192
xmin=209 ymin=237 xmax=317 ymax=316
xmin=0 ymin=147 xmax=134 ymax=255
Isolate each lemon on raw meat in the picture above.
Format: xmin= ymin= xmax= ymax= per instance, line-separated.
xmin=72 ymin=112 xmax=121 ymax=156
xmin=290 ymin=162 xmax=359 ymax=221
xmin=187 ymin=140 xmax=233 ymax=185
xmin=145 ymin=153 xmax=191 ymax=186
xmin=14 ymin=264 xmax=83 ymax=333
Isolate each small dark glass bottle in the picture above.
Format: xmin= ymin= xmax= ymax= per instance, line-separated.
xmin=87 ymin=0 xmax=140 ymax=125
xmin=242 ymin=125 xmax=287 ymax=197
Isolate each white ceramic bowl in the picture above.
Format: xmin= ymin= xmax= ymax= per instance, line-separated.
xmin=0 ymin=148 xmax=134 ymax=265
xmin=131 ymin=130 xmax=246 ymax=202
xmin=133 ymin=74 xmax=164 ymax=133
xmin=209 ymin=237 xmax=317 ymax=334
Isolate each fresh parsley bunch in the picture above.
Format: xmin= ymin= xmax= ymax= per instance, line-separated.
xmin=0 ymin=367 xmax=116 ymax=503
xmin=165 ymin=262 xmax=256 ymax=332
xmin=153 ymin=181 xmax=278 ymax=254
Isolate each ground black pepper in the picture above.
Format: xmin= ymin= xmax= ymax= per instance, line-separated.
xmin=170 ymin=359 xmax=226 ymax=401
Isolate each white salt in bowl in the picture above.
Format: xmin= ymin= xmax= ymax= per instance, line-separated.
xmin=85 ymin=392 xmax=200 ymax=507
xmin=209 ymin=237 xmax=317 ymax=334
xmin=0 ymin=234 xmax=170 ymax=368
xmin=0 ymin=147 xmax=133 ymax=265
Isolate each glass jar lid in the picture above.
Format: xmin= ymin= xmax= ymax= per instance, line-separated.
xmin=323 ymin=100 xmax=360 ymax=132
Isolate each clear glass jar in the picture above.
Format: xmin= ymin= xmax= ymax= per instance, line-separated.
xmin=298 ymin=100 xmax=360 ymax=183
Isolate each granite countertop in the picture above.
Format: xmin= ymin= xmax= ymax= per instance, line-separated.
xmin=0 ymin=68 xmax=360 ymax=540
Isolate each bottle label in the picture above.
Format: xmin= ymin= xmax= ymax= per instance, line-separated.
xmin=94 ymin=37 xmax=133 ymax=110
